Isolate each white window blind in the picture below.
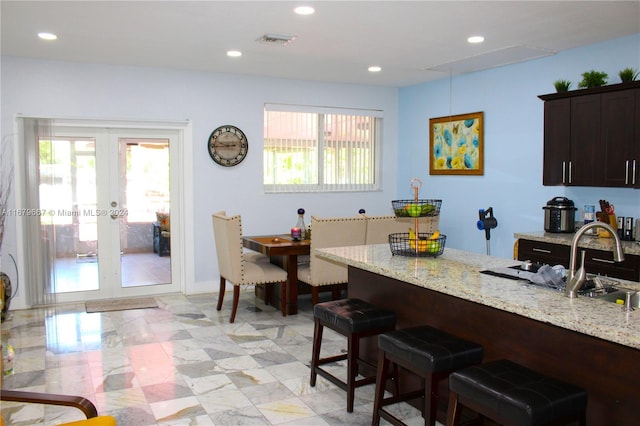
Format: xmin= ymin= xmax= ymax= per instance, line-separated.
xmin=263 ymin=104 xmax=382 ymax=193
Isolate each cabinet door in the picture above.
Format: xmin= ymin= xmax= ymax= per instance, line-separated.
xmin=584 ymin=249 xmax=640 ymax=281
xmin=635 ymin=89 xmax=640 ymax=187
xmin=600 ymin=88 xmax=638 ymax=187
xmin=570 ymin=94 xmax=601 ymax=185
xmin=542 ymin=98 xmax=570 ymax=185
xmin=517 ymin=239 xmax=571 ymax=267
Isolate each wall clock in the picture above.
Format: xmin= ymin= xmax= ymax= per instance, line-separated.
xmin=207 ymin=125 xmax=248 ymax=167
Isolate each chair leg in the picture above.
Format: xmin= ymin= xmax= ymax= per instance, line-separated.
xmin=280 ymin=281 xmax=287 ymax=316
xmin=216 ymin=277 xmax=226 ymax=311
xmin=425 ymin=375 xmax=438 ymax=426
xmin=264 ymin=284 xmax=271 ymax=306
xmin=445 ymin=390 xmax=461 ymax=426
xmin=229 ymin=285 xmax=240 ymax=323
xmin=372 ymin=350 xmax=389 ymax=426
xmin=346 ymin=334 xmax=359 ymax=412
xmin=331 ymin=285 xmax=340 ymax=300
xmin=311 ymin=287 xmax=319 ymax=305
xmin=310 ymin=319 xmax=323 ymax=387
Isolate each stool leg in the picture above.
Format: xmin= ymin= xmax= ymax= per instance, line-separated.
xmin=424 ymin=374 xmax=438 ymax=426
xmin=346 ymin=334 xmax=359 ymax=412
xmin=310 ymin=319 xmax=323 ymax=387
xmin=372 ymin=349 xmax=389 ymax=426
xmin=445 ymin=390 xmax=461 ymax=426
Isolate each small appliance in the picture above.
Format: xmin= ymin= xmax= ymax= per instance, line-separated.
xmin=543 ymin=197 xmax=576 ymax=233
xmin=624 ymin=217 xmax=634 ymax=241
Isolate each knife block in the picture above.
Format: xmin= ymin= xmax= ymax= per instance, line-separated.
xmin=595 ymin=213 xmax=617 ymax=238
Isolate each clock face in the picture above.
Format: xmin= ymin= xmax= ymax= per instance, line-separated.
xmin=208 ymin=125 xmax=248 ymax=167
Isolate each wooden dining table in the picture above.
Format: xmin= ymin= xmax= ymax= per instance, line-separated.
xmin=242 ymin=234 xmax=310 ymax=315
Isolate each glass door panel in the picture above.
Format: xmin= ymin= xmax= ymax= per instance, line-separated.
xmin=39 ymin=137 xmax=100 ymax=293
xmin=118 ymin=137 xmax=171 ymax=288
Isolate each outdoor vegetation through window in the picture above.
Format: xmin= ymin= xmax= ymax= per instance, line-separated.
xmin=263 ymin=104 xmax=382 ymax=193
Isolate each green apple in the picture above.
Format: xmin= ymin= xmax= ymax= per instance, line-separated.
xmin=427 ymin=241 xmax=441 ymax=254
xmin=406 ymin=203 xmax=422 ymax=217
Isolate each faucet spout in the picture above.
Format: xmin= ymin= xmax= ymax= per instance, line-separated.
xmin=565 ymin=221 xmax=625 ymax=298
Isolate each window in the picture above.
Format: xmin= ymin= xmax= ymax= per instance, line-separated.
xmin=263 ymin=104 xmax=382 ymax=193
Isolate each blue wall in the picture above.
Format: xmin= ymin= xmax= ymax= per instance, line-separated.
xmin=398 ymin=34 xmax=640 ymax=259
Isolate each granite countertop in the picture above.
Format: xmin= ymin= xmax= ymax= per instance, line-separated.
xmin=316 ymin=245 xmax=640 ymax=350
xmin=515 ymin=230 xmax=640 ymax=256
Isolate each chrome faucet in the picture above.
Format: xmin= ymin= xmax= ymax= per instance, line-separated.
xmin=565 ymin=221 xmax=625 ymax=298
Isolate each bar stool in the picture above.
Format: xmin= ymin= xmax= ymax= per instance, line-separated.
xmin=372 ymin=326 xmax=483 ymax=426
xmin=310 ymin=298 xmax=396 ymax=412
xmin=446 ymin=359 xmax=587 ymax=426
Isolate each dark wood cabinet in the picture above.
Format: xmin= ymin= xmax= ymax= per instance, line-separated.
xmin=539 ymin=81 xmax=640 ymax=187
xmin=542 ymin=99 xmax=570 ymax=185
xmin=517 ymin=238 xmax=640 ymax=281
xmin=517 ymin=239 xmax=571 ymax=267
xmin=601 ymin=88 xmax=639 ymax=186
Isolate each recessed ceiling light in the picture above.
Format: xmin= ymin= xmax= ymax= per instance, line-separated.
xmin=294 ymin=6 xmax=315 ymax=15
xmin=227 ymin=50 xmax=242 ymax=57
xmin=368 ymin=66 xmax=382 ymax=73
xmin=467 ymin=35 xmax=485 ymax=44
xmin=38 ymin=32 xmax=58 ymax=40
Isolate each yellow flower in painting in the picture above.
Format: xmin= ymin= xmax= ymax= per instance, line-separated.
xmin=436 ymin=157 xmax=447 ymax=168
xmin=457 ymin=144 xmax=467 ymax=155
xmin=451 ymin=156 xmax=463 ymax=169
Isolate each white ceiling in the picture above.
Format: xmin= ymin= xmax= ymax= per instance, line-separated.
xmin=2 ymin=1 xmax=639 ymax=87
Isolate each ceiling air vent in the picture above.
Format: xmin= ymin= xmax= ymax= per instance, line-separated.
xmin=256 ymin=33 xmax=296 ymax=46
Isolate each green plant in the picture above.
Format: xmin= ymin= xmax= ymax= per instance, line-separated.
xmin=578 ymin=70 xmax=608 ymax=88
xmin=618 ymin=67 xmax=639 ymax=82
xmin=554 ymin=79 xmax=572 ymax=92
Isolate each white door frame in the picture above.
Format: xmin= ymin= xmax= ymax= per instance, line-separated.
xmin=13 ymin=115 xmax=194 ymax=306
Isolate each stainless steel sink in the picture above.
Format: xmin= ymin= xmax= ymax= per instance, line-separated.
xmin=480 ymin=264 xmax=624 ymax=297
xmin=592 ymin=289 xmax=640 ymax=308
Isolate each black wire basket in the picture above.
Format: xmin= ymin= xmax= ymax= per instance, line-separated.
xmin=392 ymin=199 xmax=442 ymax=217
xmin=389 ymin=233 xmax=446 ymax=257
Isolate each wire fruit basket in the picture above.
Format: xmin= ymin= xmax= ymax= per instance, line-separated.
xmin=392 ymin=199 xmax=442 ymax=217
xmin=389 ymin=233 xmax=446 ymax=257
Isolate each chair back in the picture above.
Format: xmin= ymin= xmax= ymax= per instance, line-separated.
xmin=212 ymin=211 xmax=244 ymax=284
xmin=308 ymin=215 xmax=367 ymax=284
xmin=364 ymin=215 xmax=440 ymax=244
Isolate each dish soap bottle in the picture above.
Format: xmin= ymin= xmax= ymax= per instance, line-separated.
xmin=292 ymin=208 xmax=306 ymax=241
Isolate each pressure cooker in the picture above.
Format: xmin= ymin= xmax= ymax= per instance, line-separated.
xmin=543 ymin=197 xmax=576 ymax=233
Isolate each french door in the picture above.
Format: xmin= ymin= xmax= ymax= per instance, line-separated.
xmin=36 ymin=126 xmax=181 ymax=303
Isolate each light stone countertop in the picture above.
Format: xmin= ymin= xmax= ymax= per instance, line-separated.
xmin=316 ymin=245 xmax=640 ymax=350
xmin=515 ymin=231 xmax=640 ymax=256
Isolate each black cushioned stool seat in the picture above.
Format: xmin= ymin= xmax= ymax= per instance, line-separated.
xmin=446 ymin=359 xmax=587 ymax=426
xmin=310 ymin=298 xmax=396 ymax=412
xmin=373 ymin=326 xmax=483 ymax=426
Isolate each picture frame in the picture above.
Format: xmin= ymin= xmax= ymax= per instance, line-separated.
xmin=429 ymin=111 xmax=484 ymax=175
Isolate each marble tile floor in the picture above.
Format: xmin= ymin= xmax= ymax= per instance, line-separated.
xmin=0 ymin=291 xmax=437 ymax=425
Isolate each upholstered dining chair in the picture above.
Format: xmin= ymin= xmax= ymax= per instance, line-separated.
xmin=212 ymin=211 xmax=288 ymax=323
xmin=363 ymin=215 xmax=440 ymax=245
xmin=297 ymin=215 xmax=367 ymax=305
xmin=0 ymin=389 xmax=116 ymax=425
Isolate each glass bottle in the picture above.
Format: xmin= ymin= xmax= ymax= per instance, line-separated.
xmin=293 ymin=208 xmax=306 ymax=240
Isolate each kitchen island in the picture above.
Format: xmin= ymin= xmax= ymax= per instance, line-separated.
xmin=317 ymin=245 xmax=640 ymax=425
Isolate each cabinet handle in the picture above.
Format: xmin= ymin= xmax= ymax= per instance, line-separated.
xmin=568 ymin=161 xmax=572 ymax=184
xmin=633 ymin=160 xmax=637 ymax=185
xmin=562 ymin=161 xmax=566 ymax=184
xmin=532 ymin=248 xmax=552 ymax=254
xmin=625 ymin=160 xmax=630 ymax=185
xmin=592 ymin=257 xmax=615 ymax=264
